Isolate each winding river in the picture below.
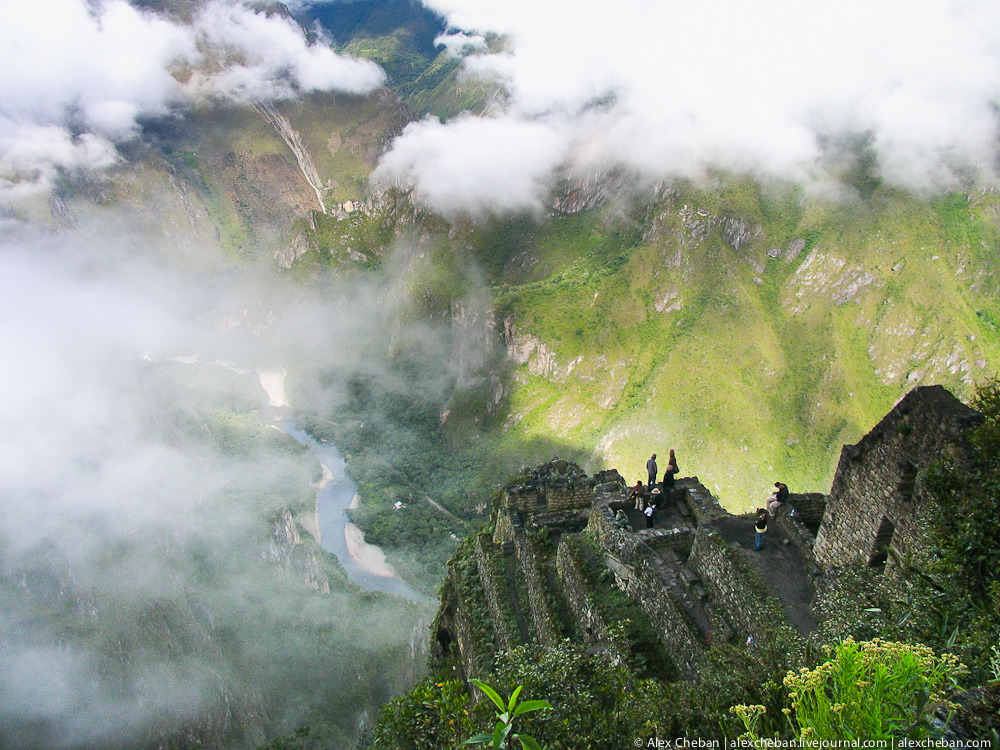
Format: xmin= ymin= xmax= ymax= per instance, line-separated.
xmin=260 ymin=371 xmax=429 ymax=603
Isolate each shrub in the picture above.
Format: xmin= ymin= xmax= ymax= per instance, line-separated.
xmin=781 ymin=638 xmax=965 ymax=741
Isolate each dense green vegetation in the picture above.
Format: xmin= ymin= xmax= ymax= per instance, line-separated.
xmin=468 ymin=182 xmax=1000 ymax=510
xmin=365 ymin=635 xmax=797 ymax=747
xmin=732 ymin=638 xmax=967 ymax=743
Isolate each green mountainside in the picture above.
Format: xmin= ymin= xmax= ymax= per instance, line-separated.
xmin=297 ymin=0 xmax=495 ymax=118
xmin=476 ymin=181 xmax=1000 ymax=508
xmin=19 ymin=6 xmax=1000 ymax=748
xmin=80 ymin=48 xmax=1000 ymax=566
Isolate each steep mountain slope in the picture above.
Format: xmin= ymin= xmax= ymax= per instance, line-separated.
xmin=51 ymin=33 xmax=1000 ymax=532
xmin=471 ymin=180 xmax=1000 ymax=507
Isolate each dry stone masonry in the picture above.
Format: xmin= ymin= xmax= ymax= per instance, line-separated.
xmin=432 ymin=385 xmax=983 ymax=690
xmin=814 ymin=385 xmax=980 ymax=573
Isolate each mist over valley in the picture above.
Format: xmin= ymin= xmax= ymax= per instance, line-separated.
xmin=2 ymin=0 xmax=1000 ymax=747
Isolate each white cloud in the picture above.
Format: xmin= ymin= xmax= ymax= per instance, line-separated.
xmin=373 ymin=113 xmax=570 ymax=217
xmin=379 ymin=0 xmax=1000 ymax=212
xmin=189 ymin=2 xmax=385 ymax=101
xmin=435 ymin=31 xmax=488 ymax=56
xmin=0 ymin=0 xmax=385 ymax=204
xmin=0 ymin=122 xmax=119 ymax=199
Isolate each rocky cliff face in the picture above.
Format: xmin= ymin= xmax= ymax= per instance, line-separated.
xmin=264 ymin=506 xmax=331 ymax=593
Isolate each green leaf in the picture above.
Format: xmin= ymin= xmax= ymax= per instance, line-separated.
xmin=507 ymin=684 xmax=523 ymax=713
xmin=512 ymin=700 xmax=553 ymax=717
xmin=517 ymin=734 xmax=542 ymax=750
xmin=471 ymin=679 xmax=508 ymax=714
xmin=493 ymin=720 xmax=513 ymax=748
xmin=464 ymin=734 xmax=492 ymax=746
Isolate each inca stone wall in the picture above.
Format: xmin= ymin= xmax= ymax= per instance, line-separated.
xmin=773 ymin=506 xmax=820 ymax=571
xmin=432 ymin=384 xmax=981 ymax=691
xmin=503 ymin=459 xmax=596 ymax=514
xmin=688 ymin=526 xmax=793 ymax=646
xmin=515 ymin=533 xmax=563 ymax=646
xmin=586 ymin=474 xmax=714 ymax=677
xmin=813 ymin=385 xmax=980 ymax=572
xmin=473 ymin=534 xmax=520 ymax=652
xmin=555 ymin=536 xmax=610 ymax=645
xmin=679 ymin=478 xmax=728 ymax=524
xmin=787 ymin=493 xmax=827 ymax=535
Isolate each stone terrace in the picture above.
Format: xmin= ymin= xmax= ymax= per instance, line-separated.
xmin=433 ymin=385 xmax=982 ymax=685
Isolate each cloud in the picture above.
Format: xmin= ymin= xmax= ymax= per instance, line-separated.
xmin=378 ymin=0 xmax=1000 ymax=212
xmin=373 ymin=113 xmax=570 ymax=216
xmin=0 ymin=218 xmax=438 ymax=745
xmin=435 ymin=31 xmax=488 ymax=56
xmin=0 ymin=0 xmax=384 ymax=204
xmin=188 ymin=1 xmax=385 ymax=101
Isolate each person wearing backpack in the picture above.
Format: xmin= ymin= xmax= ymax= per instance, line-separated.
xmin=753 ymin=509 xmax=768 ymax=551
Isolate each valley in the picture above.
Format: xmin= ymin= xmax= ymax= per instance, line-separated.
xmin=2 ymin=0 xmax=1000 ymax=747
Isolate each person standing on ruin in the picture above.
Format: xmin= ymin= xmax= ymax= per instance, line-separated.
xmin=646 ymin=453 xmax=658 ymax=488
xmin=662 ymin=449 xmax=678 ymax=503
xmin=754 ymin=508 xmax=768 ymax=551
xmin=629 ymin=480 xmax=645 ymax=510
xmin=644 ymin=503 xmax=655 ymax=529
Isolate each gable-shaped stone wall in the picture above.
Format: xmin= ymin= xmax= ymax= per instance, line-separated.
xmin=813 ymin=385 xmax=980 ymax=573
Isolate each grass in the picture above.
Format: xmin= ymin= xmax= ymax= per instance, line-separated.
xmin=477 ymin=181 xmax=1000 ymax=509
xmin=135 ymin=85 xmax=1000 ymax=546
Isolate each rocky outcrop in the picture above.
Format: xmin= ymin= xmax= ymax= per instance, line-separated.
xmin=784 ymin=249 xmax=883 ymax=313
xmin=263 ymin=507 xmax=331 ymax=593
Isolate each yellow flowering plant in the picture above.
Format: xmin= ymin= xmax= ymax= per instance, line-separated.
xmin=781 ymin=638 xmax=964 ymax=741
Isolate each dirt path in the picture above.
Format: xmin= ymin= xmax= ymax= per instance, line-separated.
xmin=710 ymin=515 xmax=817 ymax=636
xmin=424 ymin=496 xmax=470 ymax=529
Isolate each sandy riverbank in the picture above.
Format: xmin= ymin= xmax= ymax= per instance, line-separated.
xmin=260 ymin=369 xmax=402 ymax=581
xmin=343 ymin=523 xmax=398 ymax=578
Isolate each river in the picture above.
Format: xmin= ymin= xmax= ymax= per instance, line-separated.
xmin=260 ymin=371 xmax=430 ymax=603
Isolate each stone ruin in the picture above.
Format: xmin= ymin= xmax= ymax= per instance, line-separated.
xmin=433 ymin=385 xmax=982 ymax=685
xmin=814 ymin=385 xmax=980 ymax=573
xmin=503 ymin=459 xmax=597 ymax=514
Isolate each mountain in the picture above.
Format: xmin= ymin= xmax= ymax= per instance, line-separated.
xmin=366 ymin=384 xmax=1000 ymax=747
xmin=27 ymin=0 xmax=999 ymax=577
xmin=4 ymin=1 xmax=1000 ymax=747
